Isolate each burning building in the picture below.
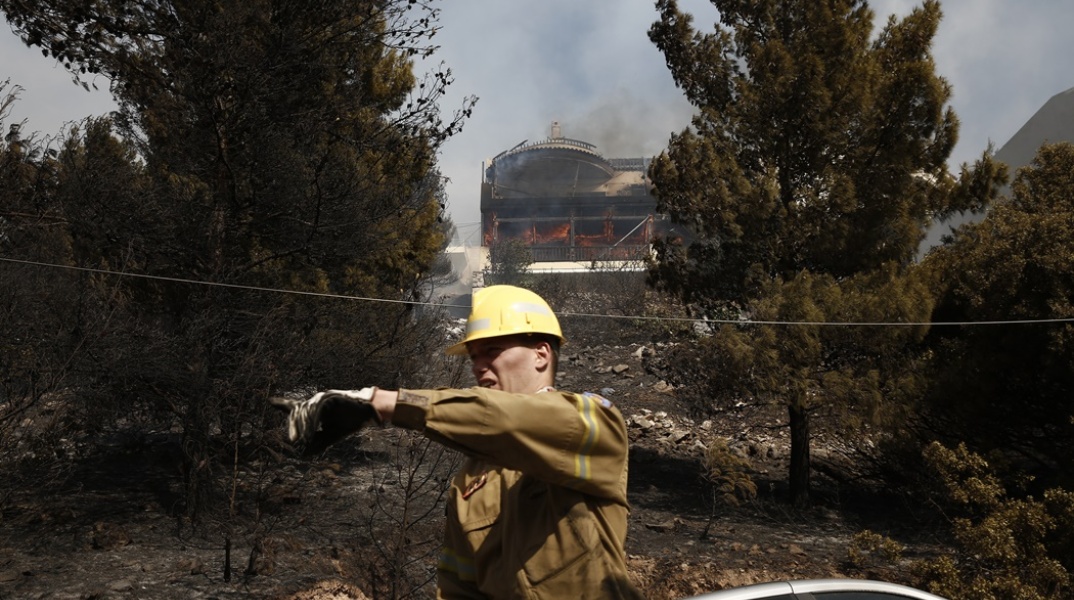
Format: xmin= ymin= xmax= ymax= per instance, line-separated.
xmin=480 ymin=122 xmax=681 ymax=266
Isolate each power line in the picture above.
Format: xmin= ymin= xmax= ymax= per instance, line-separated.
xmin=0 ymin=256 xmax=441 ymax=308
xmin=558 ymin=311 xmax=1074 ymax=327
xmin=2 ymin=255 xmax=1072 ymax=327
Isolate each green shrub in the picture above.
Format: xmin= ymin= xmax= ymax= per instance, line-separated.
xmin=847 ymin=530 xmax=903 ymax=569
xmin=912 ymin=442 xmax=1074 ymax=600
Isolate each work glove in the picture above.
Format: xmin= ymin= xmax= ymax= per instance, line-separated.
xmin=270 ymin=388 xmax=382 ymax=454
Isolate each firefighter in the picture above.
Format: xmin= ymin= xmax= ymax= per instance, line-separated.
xmin=273 ymin=285 xmax=639 ymax=599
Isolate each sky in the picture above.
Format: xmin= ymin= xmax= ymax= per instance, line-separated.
xmin=3 ymin=1 xmax=1074 ymax=247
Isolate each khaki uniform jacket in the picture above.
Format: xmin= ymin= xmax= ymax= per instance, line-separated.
xmin=392 ymin=387 xmax=636 ymax=600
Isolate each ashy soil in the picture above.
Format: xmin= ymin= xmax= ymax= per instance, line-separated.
xmin=0 ymin=341 xmax=952 ymax=599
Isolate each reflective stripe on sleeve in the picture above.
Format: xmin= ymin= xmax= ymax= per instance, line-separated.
xmin=572 ymin=392 xmax=601 ymax=482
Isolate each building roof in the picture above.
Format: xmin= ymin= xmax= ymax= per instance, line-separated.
xmin=994 ymin=85 xmax=1074 ymax=173
xmin=483 ymin=126 xmax=650 ymax=200
xmin=921 ymin=84 xmax=1074 ymax=251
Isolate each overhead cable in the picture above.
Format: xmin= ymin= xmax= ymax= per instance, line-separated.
xmin=2 ymin=255 xmax=1072 ymax=328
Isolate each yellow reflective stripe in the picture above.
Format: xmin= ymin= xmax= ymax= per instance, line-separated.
xmin=438 ymin=547 xmax=477 ymax=581
xmin=572 ymin=393 xmax=600 ymax=482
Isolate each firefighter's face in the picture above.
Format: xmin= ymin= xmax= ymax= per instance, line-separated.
xmin=468 ymin=335 xmax=552 ymax=393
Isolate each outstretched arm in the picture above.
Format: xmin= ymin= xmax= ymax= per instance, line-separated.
xmin=390 ymin=387 xmax=629 ymax=504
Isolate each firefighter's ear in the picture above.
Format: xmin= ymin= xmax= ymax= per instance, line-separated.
xmin=531 ymin=340 xmax=553 ymax=371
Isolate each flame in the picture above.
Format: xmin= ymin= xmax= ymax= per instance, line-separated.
xmin=482 ymin=216 xmax=654 ymax=255
xmin=574 ymin=219 xmax=614 ymax=247
xmin=483 ymin=212 xmax=497 ymax=246
xmin=535 ymin=223 xmax=570 ymax=244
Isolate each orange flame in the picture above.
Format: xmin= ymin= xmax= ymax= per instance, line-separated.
xmin=535 ymin=223 xmax=570 ymax=244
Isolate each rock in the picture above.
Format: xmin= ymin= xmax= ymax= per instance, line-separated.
xmin=109 ymin=579 xmax=135 ymax=592
xmin=612 ymin=364 xmax=630 ymax=375
xmin=652 ymin=380 xmax=674 ymax=393
xmin=283 ymin=579 xmax=372 ymax=600
xmin=644 ymin=518 xmax=682 ymax=532
xmin=91 ymin=521 xmax=131 ymax=550
xmin=176 ymin=557 xmax=205 ymax=575
xmin=693 ymin=321 xmax=714 ymax=336
xmin=632 ymin=417 xmax=655 ymax=430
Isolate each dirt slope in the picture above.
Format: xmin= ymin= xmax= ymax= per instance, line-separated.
xmin=0 ymin=341 xmax=949 ymax=599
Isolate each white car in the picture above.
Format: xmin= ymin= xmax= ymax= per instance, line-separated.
xmin=687 ymin=579 xmax=947 ymax=600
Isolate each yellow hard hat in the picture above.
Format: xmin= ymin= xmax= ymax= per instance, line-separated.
xmin=446 ymin=285 xmax=565 ymax=356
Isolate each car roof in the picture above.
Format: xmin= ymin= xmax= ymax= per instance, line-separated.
xmin=685 ymin=578 xmax=947 ymax=600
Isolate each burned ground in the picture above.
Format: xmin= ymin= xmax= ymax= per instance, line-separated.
xmin=0 ymin=340 xmax=952 ymax=599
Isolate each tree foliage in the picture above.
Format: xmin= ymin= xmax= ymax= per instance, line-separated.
xmin=918 ymin=142 xmax=1074 ymax=490
xmin=647 ymin=0 xmax=1004 ymax=504
xmin=483 ymin=237 xmax=533 ymax=287
xmin=0 ymin=0 xmax=473 ymax=521
xmin=0 ymin=82 xmax=83 ymax=465
xmin=914 ymin=442 xmax=1074 ymax=600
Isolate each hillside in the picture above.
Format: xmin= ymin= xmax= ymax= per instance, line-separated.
xmin=0 ymin=339 xmax=952 ymax=599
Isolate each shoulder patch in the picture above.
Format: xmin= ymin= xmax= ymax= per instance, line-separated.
xmin=461 ymin=471 xmax=488 ymax=500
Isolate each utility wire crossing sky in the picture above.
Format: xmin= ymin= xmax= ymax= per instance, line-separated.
xmin=3 ymin=256 xmax=1071 ymax=328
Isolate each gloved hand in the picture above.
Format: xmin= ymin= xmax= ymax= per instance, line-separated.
xmin=270 ymin=388 xmax=382 ymax=454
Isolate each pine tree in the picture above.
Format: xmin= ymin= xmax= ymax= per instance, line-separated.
xmin=921 ymin=142 xmax=1074 ymax=489
xmin=1 ymin=0 xmax=474 ymax=516
xmin=647 ymin=0 xmax=1004 ymax=504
